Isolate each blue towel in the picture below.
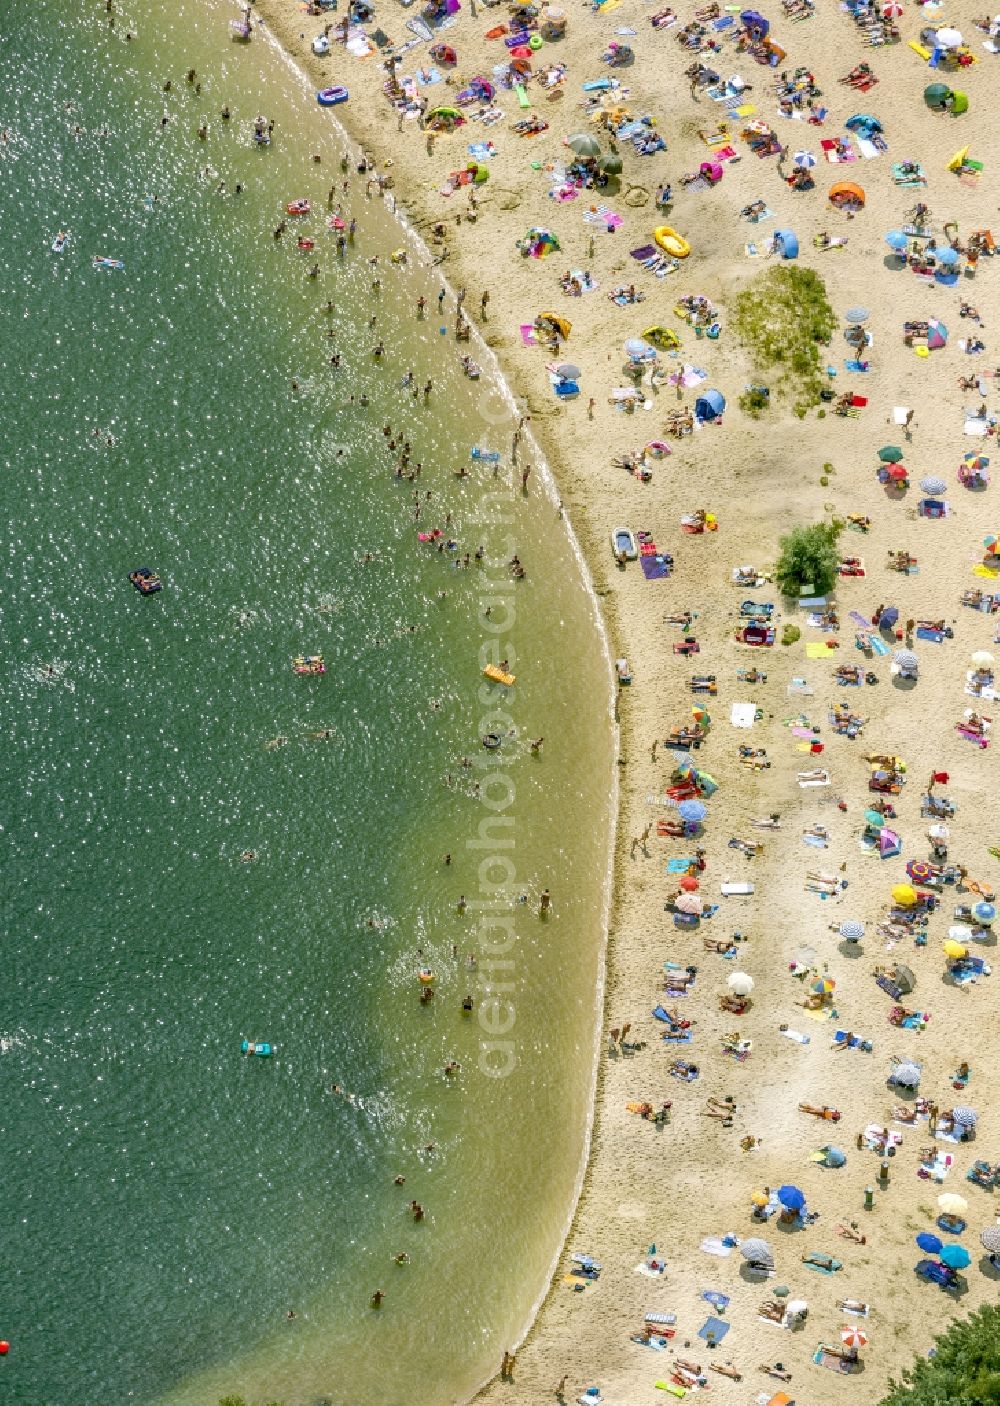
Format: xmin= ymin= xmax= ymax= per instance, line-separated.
xmin=698 ymin=1316 xmax=730 ymax=1343
xmin=662 ymin=1030 xmax=692 ymax=1043
xmin=702 ymin=1290 xmax=730 ymax=1310
xmin=916 ymin=627 xmax=943 ymax=642
xmin=667 ymin=857 xmax=698 ymax=873
xmin=869 ymin=635 xmax=891 ymax=656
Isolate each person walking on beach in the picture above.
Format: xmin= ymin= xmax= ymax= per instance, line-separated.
xmin=540 ymin=888 xmax=551 ymax=915
xmin=481 ymin=289 xmax=490 ymax=320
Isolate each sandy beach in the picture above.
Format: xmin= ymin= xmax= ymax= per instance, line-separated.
xmin=246 ymin=0 xmax=1000 ymax=1398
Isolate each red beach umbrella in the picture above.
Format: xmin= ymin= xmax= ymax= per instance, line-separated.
xmin=882 ymin=0 xmax=902 ymax=15
xmin=887 ymin=463 xmax=908 ymax=481
xmin=679 ymin=876 xmax=700 ymax=892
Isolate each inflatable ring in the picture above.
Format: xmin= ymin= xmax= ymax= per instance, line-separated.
xmin=653 ymin=225 xmax=691 ymax=258
xmin=528 ymin=32 xmax=543 ymax=49
xmin=482 ymin=733 xmax=502 ymax=749
xmin=418 ymin=968 xmax=435 ymax=984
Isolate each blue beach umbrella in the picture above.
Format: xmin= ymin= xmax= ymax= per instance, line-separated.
xmin=822 ymin=1146 xmax=846 ymax=1168
xmin=678 ymin=800 xmax=707 ymax=823
xmin=777 ymin=1185 xmax=806 ymax=1211
xmin=936 ymin=246 xmax=960 ymax=266
xmin=940 ymin=1244 xmax=971 ymax=1270
xmin=973 ymin=902 xmax=996 ymax=924
xmin=885 ymin=230 xmax=909 ymax=250
xmin=839 ymin=919 xmax=865 ymax=942
xmin=880 ymin=606 xmax=899 ymax=628
xmin=916 ymin=1232 xmax=943 ymax=1254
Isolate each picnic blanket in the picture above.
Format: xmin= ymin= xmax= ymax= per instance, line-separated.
xmin=821 ymin=138 xmax=857 ymax=162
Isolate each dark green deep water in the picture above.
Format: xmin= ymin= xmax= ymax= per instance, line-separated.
xmin=0 ymin=4 xmax=613 ymax=1404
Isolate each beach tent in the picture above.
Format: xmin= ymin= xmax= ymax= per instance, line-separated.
xmin=695 ymin=388 xmax=726 ymax=421
xmin=741 ymin=8 xmax=769 ymax=37
xmin=699 ymin=161 xmax=724 ymax=184
xmin=846 ymin=113 xmax=882 ymax=134
xmin=536 ymin=311 xmax=572 ymax=339
xmin=829 ymin=181 xmax=866 ymax=207
xmin=772 ymin=228 xmax=798 ymax=258
xmin=519 ymin=226 xmax=559 ymax=257
xmin=927 ymin=318 xmax=948 ymax=348
xmin=643 ymin=325 xmax=680 ymax=350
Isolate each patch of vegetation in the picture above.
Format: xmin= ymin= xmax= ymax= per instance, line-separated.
xmin=733 ymin=266 xmax=837 ymax=411
xmin=880 ymin=1306 xmax=1000 ymax=1405
xmin=739 ymin=386 xmax=771 ymax=419
xmin=781 ymin=624 xmax=801 ymax=646
xmin=774 ymin=520 xmax=841 ymax=598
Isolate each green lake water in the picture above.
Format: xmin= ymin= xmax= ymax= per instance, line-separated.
xmin=0 ymin=3 xmax=614 ymax=1403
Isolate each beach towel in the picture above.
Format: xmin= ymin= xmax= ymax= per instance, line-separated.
xmin=701 ymin=1290 xmax=730 ymax=1310
xmin=821 ymin=138 xmax=857 ymax=162
xmin=698 ymin=1316 xmax=730 ymax=1343
xmin=857 ymin=136 xmax=885 ymax=159
xmin=641 ymin=555 xmax=672 ymax=580
xmin=519 ymin=324 xmax=538 ymax=346
xmin=806 ymin=642 xmax=838 ymax=658
xmin=700 ymin=1236 xmax=733 ymax=1257
xmin=667 ymin=858 xmax=698 ymax=873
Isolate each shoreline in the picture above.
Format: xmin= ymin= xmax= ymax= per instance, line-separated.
xmin=242 ymin=0 xmax=1000 ymax=1401
xmin=248 ymin=5 xmax=624 ymax=1397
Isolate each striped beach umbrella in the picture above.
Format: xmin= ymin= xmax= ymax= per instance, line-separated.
xmin=920 ymin=475 xmax=947 ymax=496
xmin=881 ymin=0 xmax=902 ymax=14
xmin=894 ymin=649 xmax=919 ymax=670
xmin=739 ymin=1237 xmax=774 ymax=1265
xmin=792 ymin=150 xmax=817 ymax=168
xmin=980 ymin=1227 xmax=1000 ymax=1253
xmin=811 ymin=977 xmax=835 ymax=995
xmin=951 ymin=1106 xmax=977 ymax=1128
xmin=841 ymin=1325 xmax=868 ymax=1348
xmin=839 ymin=919 xmax=865 ymax=942
xmin=893 ymin=1061 xmax=922 ymax=1087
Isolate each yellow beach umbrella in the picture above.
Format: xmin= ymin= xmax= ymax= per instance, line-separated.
xmin=943 ymin=938 xmax=967 ymax=959
xmin=947 ymin=145 xmax=970 ymax=172
xmin=892 ymin=883 xmax=918 ymax=906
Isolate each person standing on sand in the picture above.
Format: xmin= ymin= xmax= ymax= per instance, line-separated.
xmin=540 ymin=889 xmax=551 ymax=915
xmin=481 ymin=289 xmax=490 ymax=319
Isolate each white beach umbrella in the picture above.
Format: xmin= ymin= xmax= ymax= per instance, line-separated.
xmin=938 ymin=1192 xmax=969 ymax=1216
xmin=739 ymin=1237 xmax=774 ymax=1264
xmin=927 ymin=824 xmax=950 ymax=841
xmin=971 ymin=650 xmax=995 ymax=667
xmin=936 ymin=26 xmax=963 ymax=47
xmin=727 ymin=972 xmax=754 ymax=996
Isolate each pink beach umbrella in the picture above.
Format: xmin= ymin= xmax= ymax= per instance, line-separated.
xmin=674 ymin=893 xmax=704 ymax=915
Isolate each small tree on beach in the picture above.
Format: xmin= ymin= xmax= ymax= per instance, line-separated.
xmin=879 ymin=1305 xmax=1000 ymax=1405
xmin=774 ymin=521 xmax=840 ymax=598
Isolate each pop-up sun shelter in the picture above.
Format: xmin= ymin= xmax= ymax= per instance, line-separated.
xmin=695 ymin=388 xmax=726 ymax=421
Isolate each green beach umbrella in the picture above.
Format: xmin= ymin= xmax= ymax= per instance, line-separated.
xmin=599 ymin=153 xmax=623 ymax=174
xmin=924 ymin=82 xmax=951 ymax=109
xmin=878 ymin=445 xmax=904 ymax=463
xmin=568 ymin=132 xmax=601 ymax=157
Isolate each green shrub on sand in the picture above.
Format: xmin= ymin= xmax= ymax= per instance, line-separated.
xmin=880 ymin=1306 xmax=1000 ymax=1406
xmin=733 ymin=266 xmax=837 ymax=412
xmin=774 ymin=521 xmax=841 ymax=598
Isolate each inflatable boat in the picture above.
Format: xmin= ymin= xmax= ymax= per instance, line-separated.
xmin=129 ymin=567 xmax=162 ymax=595
xmin=286 ymin=199 xmax=311 ymax=216
xmin=612 ymin=526 xmax=638 ymax=560
xmin=317 ymin=86 xmax=349 ymax=106
xmin=52 ymin=231 xmax=69 ymax=253
xmin=292 ymin=654 xmax=326 ymax=675
xmin=93 ymin=255 xmax=125 ymax=270
xmin=653 ymin=226 xmax=691 ymax=258
xmin=241 ymin=1039 xmax=273 ymax=1057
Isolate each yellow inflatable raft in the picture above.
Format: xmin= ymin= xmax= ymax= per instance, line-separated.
xmin=654 ymin=226 xmax=691 ymax=259
xmin=483 ymin=663 xmax=517 ymax=686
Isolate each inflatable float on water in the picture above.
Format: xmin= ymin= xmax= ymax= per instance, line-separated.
xmin=129 ymin=567 xmax=162 ymax=595
xmin=286 ymin=199 xmax=311 ymax=216
xmin=52 ymin=231 xmax=69 ymax=253
xmin=93 ymin=255 xmax=124 ymax=270
xmin=317 ymin=86 xmax=349 ymax=106
xmin=653 ymin=226 xmax=691 ymax=258
xmin=241 ymin=1039 xmax=273 ymax=1057
xmin=292 ymin=654 xmax=326 ymax=675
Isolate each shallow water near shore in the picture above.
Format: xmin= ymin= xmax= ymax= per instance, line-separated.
xmin=0 ymin=4 xmax=613 ymax=1403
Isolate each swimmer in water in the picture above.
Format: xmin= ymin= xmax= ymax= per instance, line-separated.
xmin=263 ymin=735 xmax=288 ymax=750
